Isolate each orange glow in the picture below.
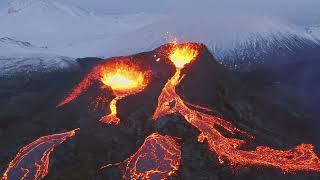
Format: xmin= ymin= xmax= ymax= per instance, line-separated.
xmin=2 ymin=128 xmax=80 ymax=180
xmin=169 ymin=42 xmax=200 ymax=69
xmin=100 ymin=97 xmax=121 ymax=125
xmin=101 ymin=133 xmax=181 ymax=179
xmin=151 ymin=42 xmax=320 ymax=173
xmin=57 ymin=60 xmax=150 ymax=125
xmin=151 ymin=69 xmax=183 ymax=120
xmin=99 ymin=63 xmax=149 ymax=125
xmin=100 ymin=63 xmax=146 ymax=93
xmin=54 ymin=42 xmax=320 ymax=175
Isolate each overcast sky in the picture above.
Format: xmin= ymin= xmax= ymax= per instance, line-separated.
xmin=0 ymin=0 xmax=319 ymax=14
xmin=0 ymin=0 xmax=319 ymax=24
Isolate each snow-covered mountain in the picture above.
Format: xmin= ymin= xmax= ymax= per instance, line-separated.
xmin=0 ymin=0 xmax=165 ymax=76
xmin=210 ymin=32 xmax=320 ymax=70
xmin=84 ymin=16 xmax=320 ymax=70
xmin=0 ymin=0 xmax=165 ymax=55
xmin=7 ymin=0 xmax=92 ymax=15
xmin=1 ymin=0 xmax=320 ymax=75
xmin=0 ymin=53 xmax=77 ymax=77
xmin=0 ymin=37 xmax=49 ymax=55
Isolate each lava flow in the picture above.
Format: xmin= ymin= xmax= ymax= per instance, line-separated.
xmin=101 ymin=133 xmax=181 ymax=180
xmin=2 ymin=128 xmax=80 ymax=180
xmin=151 ymin=42 xmax=320 ymax=173
xmin=57 ymin=60 xmax=150 ymax=125
xmin=151 ymin=42 xmax=201 ymax=120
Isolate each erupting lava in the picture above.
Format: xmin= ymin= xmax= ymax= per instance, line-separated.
xmin=101 ymin=133 xmax=181 ymax=179
xmin=2 ymin=128 xmax=79 ymax=180
xmin=57 ymin=60 xmax=149 ymax=125
xmin=151 ymin=42 xmax=320 ymax=173
xmin=49 ymin=42 xmax=320 ymax=178
xmin=100 ymin=66 xmax=145 ymax=91
xmin=99 ymin=63 xmax=149 ymax=125
xmin=168 ymin=42 xmax=199 ymax=68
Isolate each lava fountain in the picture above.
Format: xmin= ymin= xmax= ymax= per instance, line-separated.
xmin=101 ymin=133 xmax=181 ymax=179
xmin=2 ymin=128 xmax=80 ymax=180
xmin=99 ymin=62 xmax=149 ymax=125
xmin=151 ymin=42 xmax=320 ymax=173
xmin=57 ymin=60 xmax=150 ymax=125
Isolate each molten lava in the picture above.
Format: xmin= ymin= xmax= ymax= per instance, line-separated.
xmin=151 ymin=42 xmax=320 ymax=173
xmin=101 ymin=133 xmax=181 ymax=179
xmin=99 ymin=63 xmax=149 ymax=125
xmin=57 ymin=60 xmax=149 ymax=125
xmin=168 ymin=42 xmax=200 ymax=69
xmin=100 ymin=65 xmax=145 ymax=92
xmin=2 ymin=128 xmax=80 ymax=180
xmin=53 ymin=42 xmax=320 ymax=176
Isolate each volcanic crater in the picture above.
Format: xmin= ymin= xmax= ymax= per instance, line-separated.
xmin=1 ymin=42 xmax=320 ymax=180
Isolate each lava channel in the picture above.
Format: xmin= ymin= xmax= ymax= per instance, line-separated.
xmin=57 ymin=59 xmax=150 ymax=125
xmin=151 ymin=42 xmax=320 ymax=173
xmin=2 ymin=128 xmax=80 ymax=180
xmin=101 ymin=133 xmax=181 ymax=180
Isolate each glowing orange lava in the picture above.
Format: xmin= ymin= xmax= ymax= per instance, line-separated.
xmin=2 ymin=128 xmax=80 ymax=180
xmin=168 ymin=42 xmax=200 ymax=69
xmin=53 ymin=42 xmax=320 ymax=176
xmin=151 ymin=42 xmax=201 ymax=120
xmin=57 ymin=60 xmax=150 ymax=125
xmin=99 ymin=62 xmax=149 ymax=125
xmin=101 ymin=133 xmax=181 ymax=179
xmin=101 ymin=67 xmax=145 ymax=91
xmin=151 ymin=42 xmax=320 ymax=173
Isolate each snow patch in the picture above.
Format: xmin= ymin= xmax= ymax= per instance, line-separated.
xmin=0 ymin=53 xmax=78 ymax=77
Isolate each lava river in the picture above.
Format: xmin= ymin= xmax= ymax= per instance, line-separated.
xmin=7 ymin=42 xmax=319 ymax=180
xmin=151 ymin=42 xmax=320 ymax=173
xmin=101 ymin=133 xmax=181 ymax=179
xmin=2 ymin=128 xmax=79 ymax=180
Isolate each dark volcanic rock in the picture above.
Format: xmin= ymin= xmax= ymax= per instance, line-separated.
xmin=177 ymin=45 xmax=244 ymax=121
xmin=0 ymin=43 xmax=319 ymax=180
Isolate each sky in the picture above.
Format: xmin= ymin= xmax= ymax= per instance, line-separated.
xmin=0 ymin=0 xmax=318 ymax=26
xmin=0 ymin=0 xmax=319 ymax=19
xmin=0 ymin=0 xmax=320 ymax=55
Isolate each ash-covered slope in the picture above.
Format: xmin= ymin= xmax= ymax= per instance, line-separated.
xmin=239 ymin=58 xmax=320 ymax=145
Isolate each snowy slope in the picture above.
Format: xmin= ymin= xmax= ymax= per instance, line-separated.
xmin=72 ymin=15 xmax=320 ymax=69
xmin=0 ymin=0 xmax=165 ymax=76
xmin=0 ymin=37 xmax=50 ymax=55
xmin=0 ymin=0 xmax=165 ymax=55
xmin=305 ymin=24 xmax=320 ymax=38
xmin=1 ymin=0 xmax=320 ymax=75
xmin=0 ymin=53 xmax=78 ymax=77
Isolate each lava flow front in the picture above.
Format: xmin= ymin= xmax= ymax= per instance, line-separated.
xmin=2 ymin=128 xmax=80 ymax=180
xmin=101 ymin=133 xmax=181 ymax=180
xmin=57 ymin=60 xmax=150 ymax=125
xmin=151 ymin=42 xmax=320 ymax=173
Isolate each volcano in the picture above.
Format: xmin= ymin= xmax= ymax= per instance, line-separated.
xmin=1 ymin=43 xmax=320 ymax=180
